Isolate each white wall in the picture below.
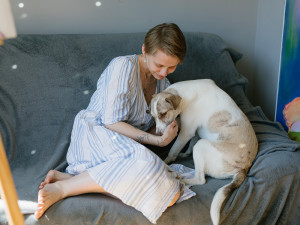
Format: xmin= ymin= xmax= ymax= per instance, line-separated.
xmin=254 ymin=0 xmax=286 ymax=120
xmin=10 ymin=0 xmax=285 ymax=120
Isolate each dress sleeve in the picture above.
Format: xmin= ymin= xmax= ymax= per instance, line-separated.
xmin=101 ymin=57 xmax=136 ymax=125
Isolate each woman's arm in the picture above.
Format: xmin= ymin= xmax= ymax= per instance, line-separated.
xmin=105 ymin=121 xmax=178 ymax=147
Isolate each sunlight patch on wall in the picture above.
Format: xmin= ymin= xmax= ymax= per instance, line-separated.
xmin=20 ymin=13 xmax=27 ymax=19
xmin=18 ymin=2 xmax=24 ymax=8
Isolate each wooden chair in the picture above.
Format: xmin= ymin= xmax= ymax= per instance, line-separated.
xmin=0 ymin=135 xmax=25 ymax=225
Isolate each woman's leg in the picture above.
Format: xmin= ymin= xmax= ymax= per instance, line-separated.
xmin=35 ymin=170 xmax=181 ymax=219
xmin=35 ymin=171 xmax=109 ymax=219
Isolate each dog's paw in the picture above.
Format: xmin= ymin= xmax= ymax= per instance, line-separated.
xmin=179 ymin=153 xmax=190 ymax=158
xmin=182 ymin=178 xmax=206 ymax=186
xmin=164 ymin=156 xmax=176 ymax=164
xmin=167 ymin=169 xmax=181 ymax=180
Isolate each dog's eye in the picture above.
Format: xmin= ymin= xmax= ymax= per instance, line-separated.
xmin=159 ymin=112 xmax=167 ymax=118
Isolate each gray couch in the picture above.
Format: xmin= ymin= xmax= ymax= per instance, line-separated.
xmin=0 ymin=32 xmax=300 ymax=225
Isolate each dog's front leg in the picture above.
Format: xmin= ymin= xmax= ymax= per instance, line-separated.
xmin=179 ymin=134 xmax=199 ymax=158
xmin=164 ymin=130 xmax=194 ymax=164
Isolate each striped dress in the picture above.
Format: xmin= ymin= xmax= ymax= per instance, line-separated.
xmin=66 ymin=55 xmax=195 ymax=224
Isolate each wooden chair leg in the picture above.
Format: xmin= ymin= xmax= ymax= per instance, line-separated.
xmin=0 ymin=135 xmax=25 ymax=225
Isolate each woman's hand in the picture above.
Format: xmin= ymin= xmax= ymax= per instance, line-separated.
xmin=157 ymin=121 xmax=178 ymax=147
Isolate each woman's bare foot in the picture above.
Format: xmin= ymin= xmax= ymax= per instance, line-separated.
xmin=39 ymin=170 xmax=73 ymax=189
xmin=35 ymin=182 xmax=64 ymax=219
xmin=36 ymin=171 xmax=110 ymax=219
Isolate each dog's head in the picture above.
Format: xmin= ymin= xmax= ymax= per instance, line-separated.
xmin=151 ymin=89 xmax=182 ymax=134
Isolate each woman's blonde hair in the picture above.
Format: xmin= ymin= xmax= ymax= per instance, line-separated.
xmin=144 ymin=23 xmax=186 ymax=64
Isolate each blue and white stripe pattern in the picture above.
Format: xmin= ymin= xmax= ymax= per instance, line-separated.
xmin=66 ymin=55 xmax=195 ymax=224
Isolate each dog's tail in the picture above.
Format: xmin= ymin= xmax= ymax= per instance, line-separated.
xmin=210 ymin=169 xmax=246 ymax=225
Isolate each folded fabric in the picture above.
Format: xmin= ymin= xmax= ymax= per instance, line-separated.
xmin=169 ymin=163 xmax=195 ymax=191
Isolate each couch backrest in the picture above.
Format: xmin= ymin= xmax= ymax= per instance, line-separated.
xmin=0 ymin=32 xmax=249 ymax=171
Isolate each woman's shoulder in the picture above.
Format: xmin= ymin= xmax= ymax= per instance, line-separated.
xmin=109 ymin=55 xmax=138 ymax=68
xmin=100 ymin=55 xmax=138 ymax=86
xmin=109 ymin=55 xmax=139 ymax=82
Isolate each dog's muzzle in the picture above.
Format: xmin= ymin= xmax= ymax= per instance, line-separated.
xmin=155 ymin=121 xmax=169 ymax=135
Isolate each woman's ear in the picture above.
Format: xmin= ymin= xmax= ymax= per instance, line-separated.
xmin=142 ymin=44 xmax=146 ymax=55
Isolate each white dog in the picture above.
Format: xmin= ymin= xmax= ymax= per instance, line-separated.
xmin=151 ymin=79 xmax=258 ymax=225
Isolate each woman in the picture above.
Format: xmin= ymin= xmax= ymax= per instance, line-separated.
xmin=35 ymin=23 xmax=195 ymax=224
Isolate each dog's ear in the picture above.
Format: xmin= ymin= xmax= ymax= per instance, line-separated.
xmin=165 ymin=95 xmax=182 ymax=109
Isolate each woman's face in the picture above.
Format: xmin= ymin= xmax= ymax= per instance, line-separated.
xmin=145 ymin=49 xmax=180 ymax=80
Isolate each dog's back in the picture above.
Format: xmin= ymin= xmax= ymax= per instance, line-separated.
xmin=168 ymin=79 xmax=251 ymax=141
xmin=168 ymin=79 xmax=258 ymax=225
